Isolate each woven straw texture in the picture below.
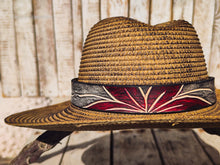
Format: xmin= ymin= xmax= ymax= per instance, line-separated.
xmin=78 ymin=17 xmax=208 ymax=85
xmin=4 ymin=90 xmax=220 ymax=131
xmin=5 ymin=17 xmax=220 ymax=131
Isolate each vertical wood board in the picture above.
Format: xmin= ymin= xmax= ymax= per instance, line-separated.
xmin=209 ymin=0 xmax=220 ymax=89
xmin=153 ymin=129 xmax=214 ymax=165
xmin=101 ymin=0 xmax=129 ymax=19
xmin=32 ymin=135 xmax=70 ymax=165
xmin=150 ymin=0 xmax=172 ymax=25
xmin=0 ymin=0 xmax=20 ymax=96
xmin=53 ymin=0 xmax=74 ymax=96
xmin=61 ymin=131 xmax=110 ymax=165
xmin=82 ymin=0 xmax=100 ymax=44
xmin=173 ymin=0 xmax=194 ymax=23
xmin=193 ymin=130 xmax=220 ymax=164
xmin=72 ymin=0 xmax=83 ymax=77
xmin=129 ymin=0 xmax=150 ymax=23
xmin=33 ymin=0 xmax=58 ymax=96
xmin=193 ymin=0 xmax=215 ymax=70
xmin=113 ymin=129 xmax=162 ymax=165
xmin=14 ymin=0 xmax=39 ymax=96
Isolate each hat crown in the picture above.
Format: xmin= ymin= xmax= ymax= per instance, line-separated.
xmin=78 ymin=17 xmax=208 ymax=85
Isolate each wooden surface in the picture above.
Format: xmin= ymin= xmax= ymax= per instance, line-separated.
xmin=53 ymin=0 xmax=74 ymax=96
xmin=153 ymin=129 xmax=218 ymax=165
xmin=61 ymin=131 xmax=110 ymax=165
xmin=209 ymin=0 xmax=220 ymax=88
xmin=0 ymin=0 xmax=20 ymax=96
xmin=113 ymin=129 xmax=162 ymax=165
xmin=101 ymin=0 xmax=128 ymax=19
xmin=14 ymin=0 xmax=38 ymax=96
xmin=33 ymin=0 xmax=58 ymax=96
xmin=193 ymin=0 xmax=215 ymax=70
xmin=1 ymin=0 xmax=220 ymax=97
xmin=82 ymin=0 xmax=99 ymax=43
xmin=150 ymin=0 xmax=172 ymax=25
xmin=18 ymin=129 xmax=219 ymax=165
xmin=72 ymin=0 xmax=83 ymax=77
xmin=1 ymin=0 xmax=220 ymax=162
xmin=173 ymin=0 xmax=193 ymax=23
xmin=129 ymin=0 xmax=150 ymax=23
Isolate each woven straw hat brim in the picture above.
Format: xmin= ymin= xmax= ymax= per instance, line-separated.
xmin=5 ymin=90 xmax=220 ymax=131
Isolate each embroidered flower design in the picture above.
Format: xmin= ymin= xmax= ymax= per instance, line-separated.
xmin=79 ymin=85 xmax=213 ymax=113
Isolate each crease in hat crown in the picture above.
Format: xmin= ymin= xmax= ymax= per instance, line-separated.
xmin=78 ymin=16 xmax=208 ymax=86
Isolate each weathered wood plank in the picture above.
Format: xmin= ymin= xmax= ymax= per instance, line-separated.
xmin=61 ymin=131 xmax=110 ymax=165
xmin=193 ymin=0 xmax=215 ymax=70
xmin=53 ymin=0 xmax=74 ymax=96
xmin=193 ymin=129 xmax=220 ymax=164
xmin=33 ymin=0 xmax=58 ymax=96
xmin=101 ymin=0 xmax=129 ymax=19
xmin=32 ymin=134 xmax=70 ymax=165
xmin=113 ymin=129 xmax=162 ymax=165
xmin=129 ymin=0 xmax=150 ymax=23
xmin=0 ymin=0 xmax=21 ymax=96
xmin=82 ymin=0 xmax=100 ymax=43
xmin=209 ymin=0 xmax=220 ymax=89
xmin=153 ymin=129 xmax=216 ymax=165
xmin=14 ymin=0 xmax=39 ymax=96
xmin=72 ymin=0 xmax=83 ymax=77
xmin=150 ymin=0 xmax=172 ymax=25
xmin=173 ymin=0 xmax=193 ymax=23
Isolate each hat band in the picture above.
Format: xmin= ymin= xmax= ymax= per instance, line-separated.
xmin=71 ymin=77 xmax=216 ymax=114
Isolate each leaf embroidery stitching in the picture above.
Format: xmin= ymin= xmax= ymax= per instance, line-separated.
xmin=79 ymin=85 xmax=213 ymax=113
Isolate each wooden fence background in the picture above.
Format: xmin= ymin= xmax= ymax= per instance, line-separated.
xmin=0 ymin=0 xmax=220 ymax=98
xmin=1 ymin=0 xmax=220 ymax=163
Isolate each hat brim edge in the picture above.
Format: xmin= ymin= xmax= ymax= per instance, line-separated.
xmin=5 ymin=90 xmax=220 ymax=131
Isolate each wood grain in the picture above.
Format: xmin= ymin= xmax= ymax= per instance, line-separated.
xmin=53 ymin=0 xmax=74 ymax=96
xmin=72 ymin=0 xmax=83 ymax=77
xmin=0 ymin=0 xmax=20 ymax=96
xmin=150 ymin=0 xmax=172 ymax=25
xmin=209 ymin=0 xmax=220 ymax=89
xmin=193 ymin=0 xmax=215 ymax=70
xmin=14 ymin=0 xmax=39 ymax=96
xmin=61 ymin=131 xmax=110 ymax=165
xmin=153 ymin=129 xmax=215 ymax=165
xmin=101 ymin=0 xmax=129 ymax=19
xmin=129 ymin=0 xmax=150 ymax=23
xmin=193 ymin=130 xmax=220 ymax=164
xmin=173 ymin=0 xmax=194 ymax=23
xmin=21 ymin=131 xmax=71 ymax=165
xmin=82 ymin=0 xmax=100 ymax=43
xmin=33 ymin=0 xmax=58 ymax=96
xmin=1 ymin=1 xmax=220 ymax=163
xmin=113 ymin=129 xmax=162 ymax=165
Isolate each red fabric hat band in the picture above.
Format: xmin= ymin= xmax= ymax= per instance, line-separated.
xmin=71 ymin=77 xmax=216 ymax=114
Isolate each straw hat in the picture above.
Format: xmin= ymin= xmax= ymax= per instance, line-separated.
xmin=5 ymin=17 xmax=220 ymax=131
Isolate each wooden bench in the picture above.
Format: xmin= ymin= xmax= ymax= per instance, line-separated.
xmin=28 ymin=129 xmax=219 ymax=164
xmin=0 ymin=0 xmax=220 ymax=164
